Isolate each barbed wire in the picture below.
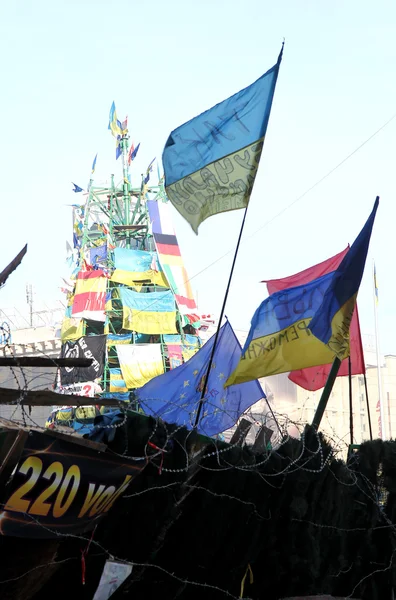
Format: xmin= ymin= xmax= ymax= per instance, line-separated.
xmin=0 ymin=330 xmax=393 ymax=599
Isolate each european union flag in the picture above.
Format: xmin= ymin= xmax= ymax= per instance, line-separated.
xmin=89 ymin=244 xmax=107 ymax=267
xmin=137 ymin=320 xmax=265 ymax=437
xmin=116 ymin=141 xmax=122 ymax=160
xmin=226 ymin=199 xmax=379 ymax=386
xmin=162 ymin=46 xmax=283 ymax=234
xmin=72 ymin=182 xmax=83 ymax=193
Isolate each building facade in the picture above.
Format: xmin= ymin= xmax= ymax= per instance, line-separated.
xmin=0 ymin=325 xmax=61 ymax=427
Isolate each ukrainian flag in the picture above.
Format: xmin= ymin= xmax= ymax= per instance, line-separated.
xmin=116 ymin=344 xmax=164 ymax=389
xmin=162 ymin=46 xmax=283 ymax=234
xmin=119 ymin=288 xmax=177 ymax=335
xmin=309 ymin=198 xmax=379 ymax=355
xmin=226 ymin=198 xmax=379 ymax=385
xmin=108 ymin=101 xmax=123 ymax=139
xmin=110 ymin=368 xmax=128 ymax=393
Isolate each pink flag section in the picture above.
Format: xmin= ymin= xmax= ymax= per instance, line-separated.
xmin=263 ymin=247 xmax=366 ymax=391
xmin=167 ymin=344 xmax=183 ymax=369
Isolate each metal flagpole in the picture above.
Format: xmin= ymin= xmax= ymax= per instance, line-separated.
xmin=121 ymin=133 xmax=130 ymax=227
xmin=373 ymin=259 xmax=386 ymax=439
xmin=363 ymin=373 xmax=373 ymax=440
xmin=192 ymin=42 xmax=284 ymax=430
xmin=348 ymin=355 xmax=353 ymax=445
xmin=193 ymin=207 xmax=249 ymax=429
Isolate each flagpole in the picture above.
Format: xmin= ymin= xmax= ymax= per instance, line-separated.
xmin=193 ymin=207 xmax=249 ymax=429
xmin=312 ymin=357 xmax=342 ymax=430
xmin=373 ymin=259 xmax=386 ymax=438
xmin=363 ymin=373 xmax=373 ymax=440
xmin=348 ymin=355 xmax=353 ymax=445
xmin=121 ymin=135 xmax=130 ymax=226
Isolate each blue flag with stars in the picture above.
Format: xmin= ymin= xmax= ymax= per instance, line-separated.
xmin=137 ymin=320 xmax=265 ymax=437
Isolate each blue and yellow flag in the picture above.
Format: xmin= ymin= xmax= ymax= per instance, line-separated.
xmin=226 ymin=198 xmax=379 ymax=385
xmin=144 ymin=157 xmax=156 ymax=184
xmin=108 ymin=101 xmax=123 ymax=139
xmin=119 ymin=287 xmax=177 ymax=335
xmin=309 ymin=197 xmax=379 ymax=354
xmin=162 ymin=46 xmax=283 ymax=234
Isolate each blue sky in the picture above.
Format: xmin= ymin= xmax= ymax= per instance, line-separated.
xmin=0 ymin=0 xmax=395 ymax=351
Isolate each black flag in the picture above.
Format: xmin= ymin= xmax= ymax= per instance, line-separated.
xmin=60 ymin=335 xmax=106 ymax=385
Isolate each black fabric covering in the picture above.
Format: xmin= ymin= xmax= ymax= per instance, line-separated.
xmin=60 ymin=334 xmax=106 ymax=384
xmin=17 ymin=416 xmax=396 ymax=600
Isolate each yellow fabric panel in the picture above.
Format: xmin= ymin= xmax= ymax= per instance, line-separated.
xmin=166 ymin=138 xmax=263 ymax=234
xmin=182 ymin=348 xmax=197 ymax=362
xmin=327 ymin=295 xmax=356 ymax=360
xmin=110 ymin=381 xmax=128 ymax=392
xmin=225 ymin=316 xmax=336 ymax=386
xmin=110 ymin=371 xmax=128 ymax=393
xmin=160 ymin=254 xmax=184 ymax=267
xmin=61 ymin=318 xmax=84 ymax=342
xmin=117 ymin=344 xmax=164 ymax=389
xmin=75 ymin=406 xmax=97 ymax=419
xmin=75 ymin=275 xmax=107 ymax=295
xmin=55 ymin=409 xmax=74 ymax=422
xmin=122 ymin=307 xmax=177 ymax=335
xmin=111 ymin=269 xmax=168 ymax=288
xmin=106 ymin=337 xmax=131 ymax=346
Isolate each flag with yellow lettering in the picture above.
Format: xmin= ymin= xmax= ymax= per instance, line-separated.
xmin=226 ymin=198 xmax=379 ymax=385
xmin=162 ymin=47 xmax=283 ymax=234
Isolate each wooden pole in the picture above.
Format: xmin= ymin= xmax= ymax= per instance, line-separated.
xmin=0 ymin=357 xmax=92 ymax=368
